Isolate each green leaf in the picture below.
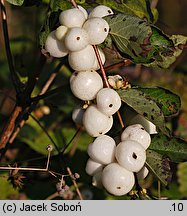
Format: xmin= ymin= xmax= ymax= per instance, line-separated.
xmin=137 ymin=87 xmax=181 ymax=117
xmin=97 ymin=0 xmax=158 ymax=23
xmin=105 ymin=14 xmax=153 ymax=64
xmin=6 ymin=0 xmax=24 ymax=5
xmin=18 ymin=116 xmax=92 ymax=155
xmin=146 ymin=150 xmax=172 ymax=186
xmin=149 ymin=133 xmax=187 ymax=163
xmin=177 ymin=162 xmax=187 ymax=196
xmin=145 ymin=28 xmax=187 ymax=69
xmin=105 ymin=14 xmax=187 ymax=68
xmin=50 ymin=0 xmax=71 ymax=12
xmin=118 ymin=88 xmax=169 ymax=135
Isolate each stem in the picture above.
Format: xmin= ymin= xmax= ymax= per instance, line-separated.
xmin=9 ymin=61 xmax=64 ymax=144
xmin=102 ymin=59 xmax=132 ymax=72
xmin=0 ymin=106 xmax=22 ymax=150
xmin=46 ymin=192 xmax=59 ymax=200
xmin=46 ymin=151 xmax=51 ymax=170
xmin=151 ymin=0 xmax=159 ymax=8
xmin=30 ymin=114 xmax=60 ymax=152
xmin=0 ymin=166 xmax=47 ymax=172
xmin=69 ymin=0 xmax=78 ymax=8
xmin=66 ymin=166 xmax=83 ymax=200
xmin=93 ymin=45 xmax=110 ymax=88
xmin=93 ymin=45 xmax=125 ymax=128
xmin=0 ymin=0 xmax=22 ymax=94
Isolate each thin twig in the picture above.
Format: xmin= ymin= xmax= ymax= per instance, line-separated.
xmin=0 ymin=166 xmax=47 ymax=172
xmin=46 ymin=151 xmax=51 ymax=170
xmin=102 ymin=59 xmax=132 ymax=72
xmin=66 ymin=166 xmax=83 ymax=200
xmin=46 ymin=192 xmax=59 ymax=200
xmin=61 ymin=127 xmax=82 ymax=154
xmin=151 ymin=0 xmax=159 ymax=9
xmin=93 ymin=45 xmax=125 ymax=128
xmin=30 ymin=114 xmax=60 ymax=152
xmin=69 ymin=0 xmax=78 ymax=8
xmin=93 ymin=45 xmax=110 ymax=88
xmin=9 ymin=61 xmax=64 ymax=144
xmin=0 ymin=0 xmax=22 ymax=94
xmin=0 ymin=106 xmax=22 ymax=149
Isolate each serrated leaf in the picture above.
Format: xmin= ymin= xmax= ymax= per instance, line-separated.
xmin=118 ymin=88 xmax=169 ymax=135
xmin=146 ymin=150 xmax=172 ymax=186
xmin=137 ymin=87 xmax=181 ymax=117
xmin=149 ymin=133 xmax=187 ymax=163
xmin=97 ymin=0 xmax=158 ymax=23
xmin=6 ymin=0 xmax=24 ymax=5
xmin=177 ymin=162 xmax=187 ymax=196
xmin=105 ymin=14 xmax=153 ymax=64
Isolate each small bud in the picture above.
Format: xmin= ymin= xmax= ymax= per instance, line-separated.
xmin=46 ymin=144 xmax=53 ymax=152
xmin=74 ymin=173 xmax=80 ymax=179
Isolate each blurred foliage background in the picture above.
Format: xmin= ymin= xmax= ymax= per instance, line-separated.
xmin=0 ymin=0 xmax=187 ymax=200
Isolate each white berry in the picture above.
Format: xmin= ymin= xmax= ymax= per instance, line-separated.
xmin=45 ymin=31 xmax=68 ymax=58
xmin=85 ymin=158 xmax=103 ymax=176
xmin=115 ymin=140 xmax=146 ymax=172
xmin=83 ymin=17 xmax=109 ymax=45
xmin=121 ymin=124 xmax=151 ymax=150
xmin=83 ymin=105 xmax=113 ymax=137
xmin=96 ymin=88 xmax=121 ymax=116
xmin=55 ymin=25 xmax=68 ymax=41
xmin=102 ymin=163 xmax=135 ymax=196
xmin=72 ymin=105 xmax=85 ymax=125
xmin=89 ymin=5 xmax=114 ymax=18
xmin=59 ymin=8 xmax=86 ymax=28
xmin=77 ymin=5 xmax=88 ymax=19
xmin=64 ymin=27 xmax=89 ymax=52
xmin=130 ymin=114 xmax=157 ymax=134
xmin=70 ymin=70 xmax=103 ymax=101
xmin=136 ymin=166 xmax=149 ymax=180
xmin=87 ymin=135 xmax=116 ymax=165
xmin=68 ymin=45 xmax=96 ymax=71
xmin=92 ymin=171 xmax=103 ymax=188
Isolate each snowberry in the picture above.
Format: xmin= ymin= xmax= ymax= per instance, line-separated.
xmin=70 ymin=70 xmax=103 ymax=101
xmin=89 ymin=5 xmax=114 ymax=18
xmin=72 ymin=105 xmax=85 ymax=125
xmin=136 ymin=166 xmax=149 ymax=180
xmin=64 ymin=27 xmax=89 ymax=52
xmin=68 ymin=45 xmax=97 ymax=71
xmin=115 ymin=140 xmax=146 ymax=172
xmin=130 ymin=114 xmax=157 ymax=134
xmin=83 ymin=17 xmax=109 ymax=45
xmin=77 ymin=5 xmax=88 ymax=19
xmin=121 ymin=124 xmax=151 ymax=150
xmin=92 ymin=171 xmax=103 ymax=188
xmin=59 ymin=8 xmax=86 ymax=28
xmin=102 ymin=163 xmax=135 ymax=196
xmin=93 ymin=48 xmax=106 ymax=70
xmin=85 ymin=158 xmax=103 ymax=176
xmin=83 ymin=105 xmax=113 ymax=137
xmin=55 ymin=25 xmax=68 ymax=41
xmin=96 ymin=88 xmax=121 ymax=116
xmin=45 ymin=31 xmax=68 ymax=58
xmin=87 ymin=135 xmax=116 ymax=165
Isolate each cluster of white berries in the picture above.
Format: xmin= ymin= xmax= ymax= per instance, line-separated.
xmin=44 ymin=4 xmax=158 ymax=197
xmin=86 ymin=124 xmax=152 ymax=196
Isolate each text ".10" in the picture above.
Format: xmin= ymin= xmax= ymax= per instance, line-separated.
xmin=171 ymin=203 xmax=184 ymax=212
